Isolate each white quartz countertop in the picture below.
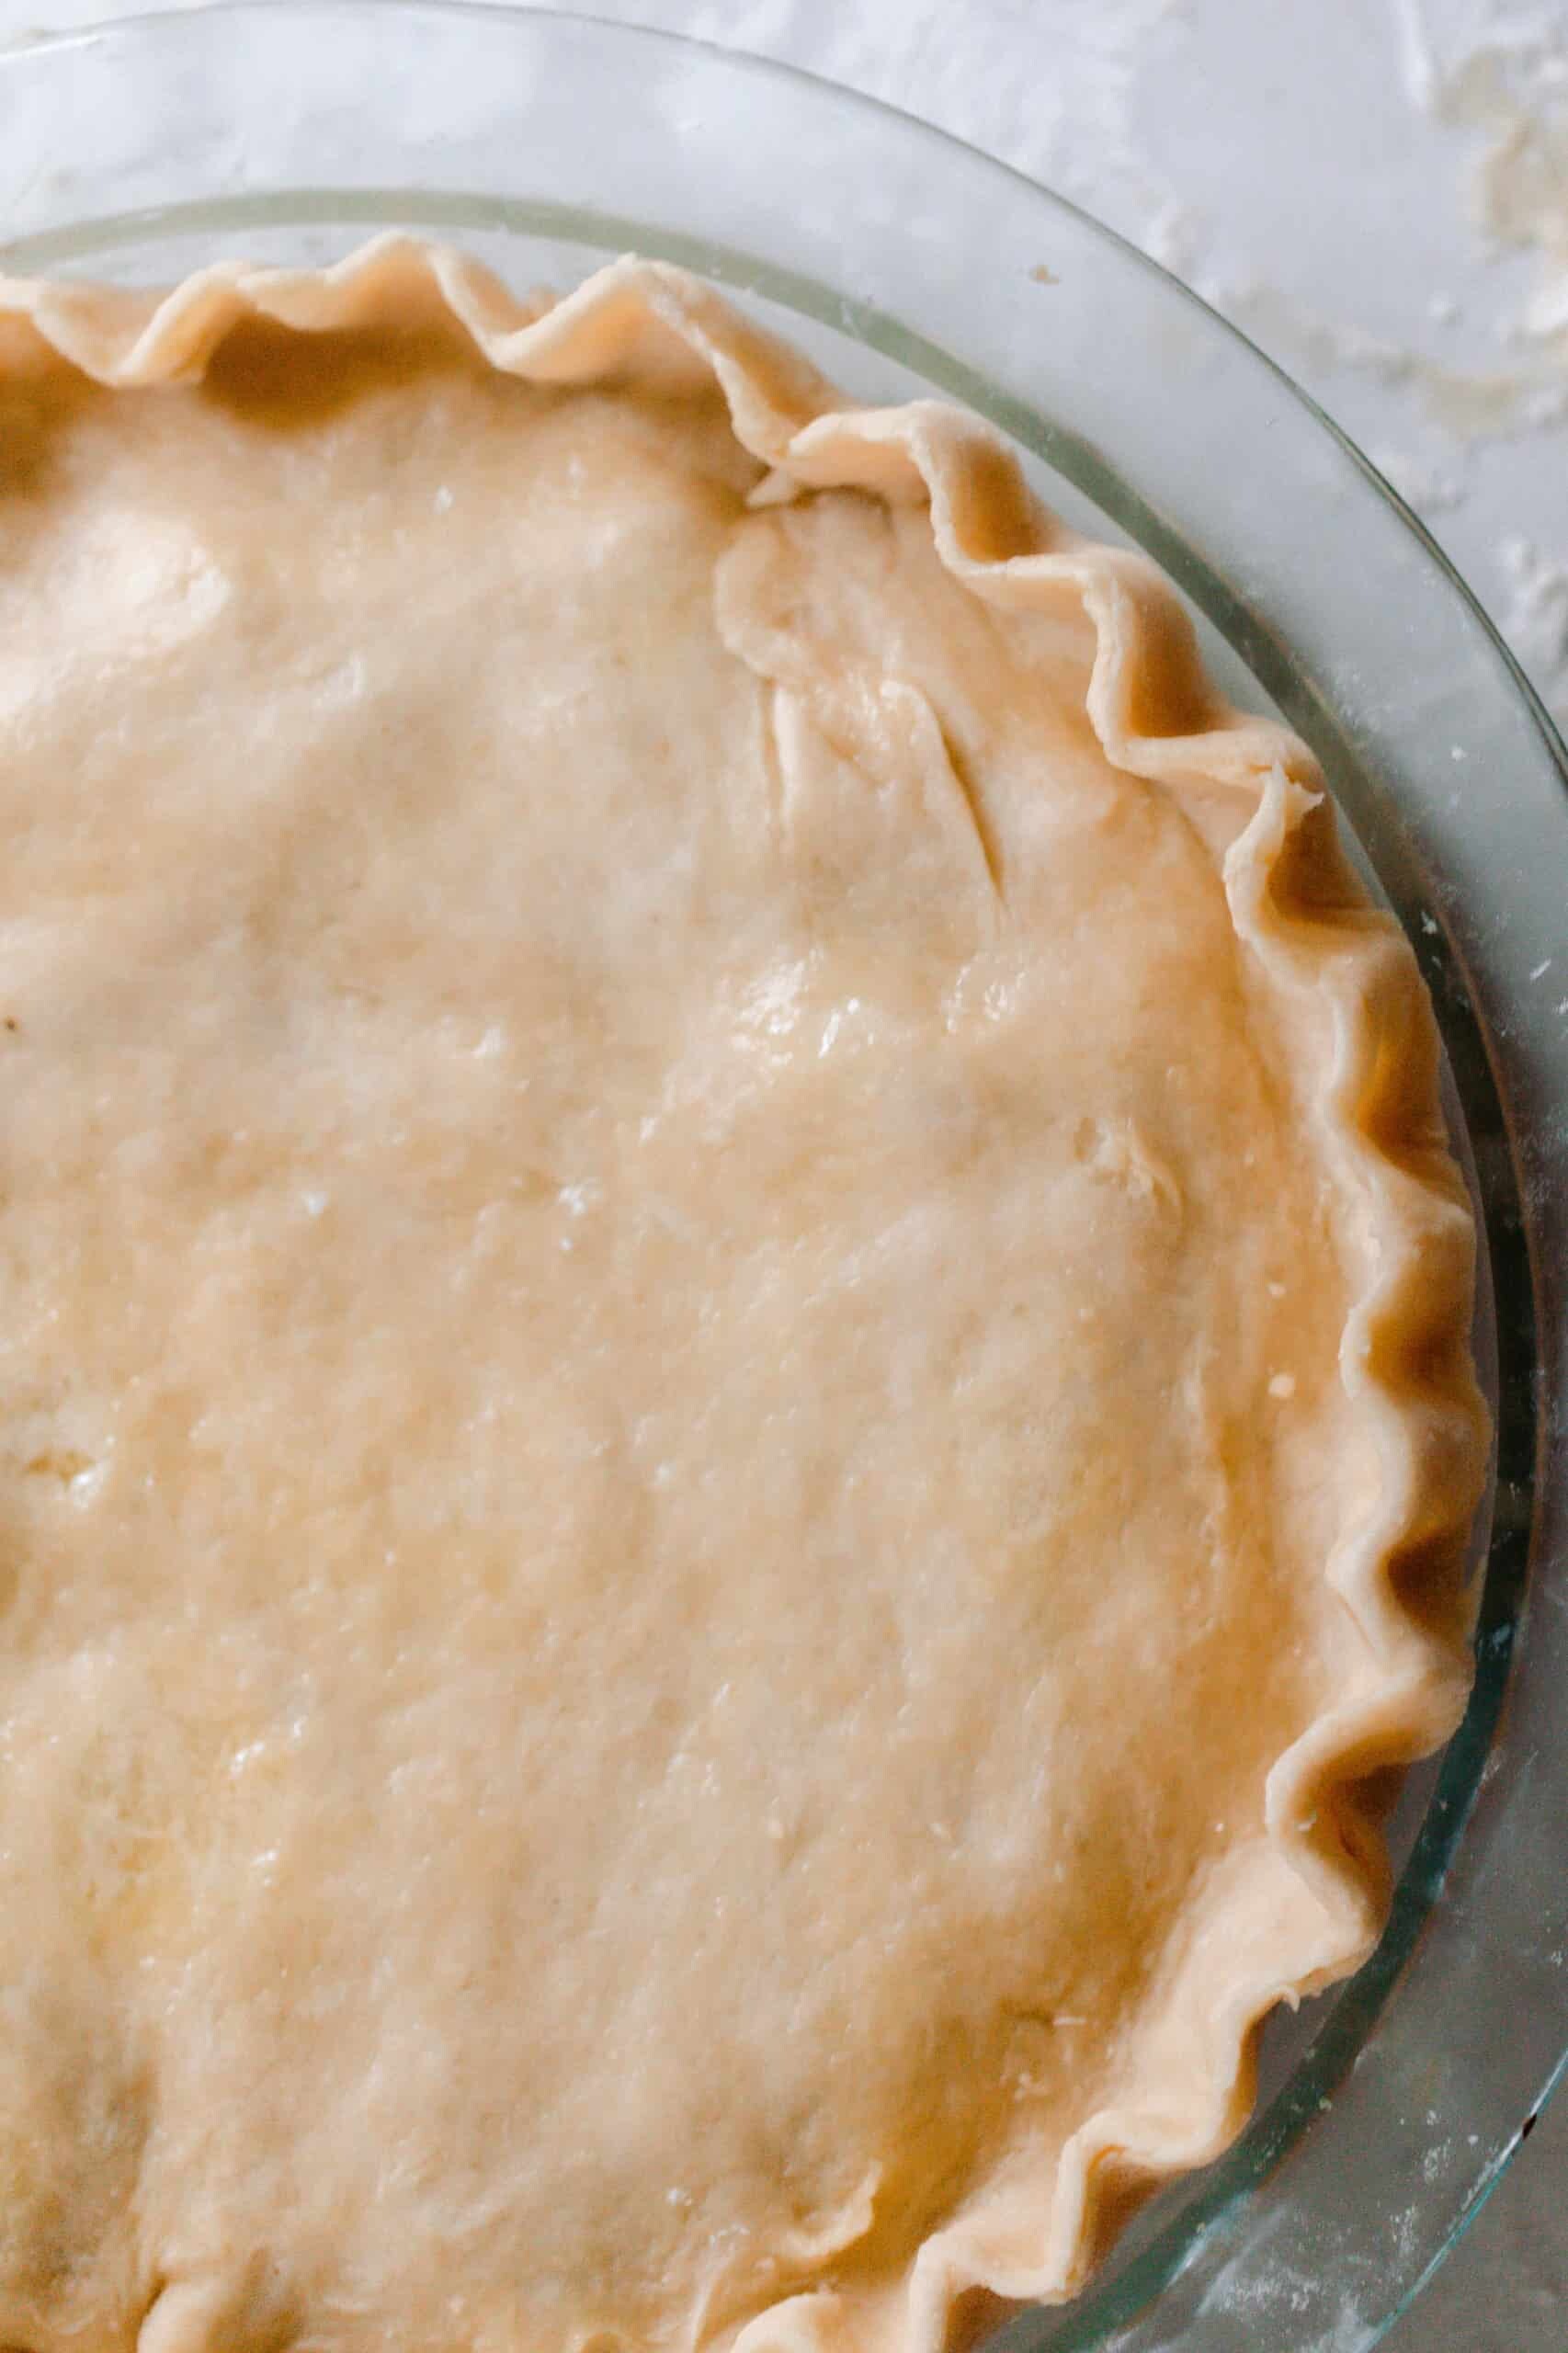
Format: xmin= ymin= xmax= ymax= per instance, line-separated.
xmin=4 ymin=0 xmax=1564 ymax=2345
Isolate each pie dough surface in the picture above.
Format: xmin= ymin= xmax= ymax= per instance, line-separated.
xmin=0 ymin=244 xmax=1486 ymax=2353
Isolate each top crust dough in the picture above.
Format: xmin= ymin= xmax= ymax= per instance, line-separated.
xmin=0 ymin=242 xmax=1486 ymax=2353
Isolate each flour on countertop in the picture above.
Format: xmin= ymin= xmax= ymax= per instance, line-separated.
xmin=1498 ymin=533 xmax=1568 ymax=707
xmin=1368 ymin=446 xmax=1470 ymax=513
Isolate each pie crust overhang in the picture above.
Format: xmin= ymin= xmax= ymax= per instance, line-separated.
xmin=0 ymin=238 xmax=1488 ymax=2353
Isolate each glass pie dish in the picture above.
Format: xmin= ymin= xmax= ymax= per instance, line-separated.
xmin=0 ymin=7 xmax=1563 ymax=2347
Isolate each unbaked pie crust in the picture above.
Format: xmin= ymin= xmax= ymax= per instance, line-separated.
xmin=0 ymin=240 xmax=1487 ymax=2353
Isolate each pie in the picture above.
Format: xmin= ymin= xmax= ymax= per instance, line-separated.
xmin=0 ymin=239 xmax=1487 ymax=2353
